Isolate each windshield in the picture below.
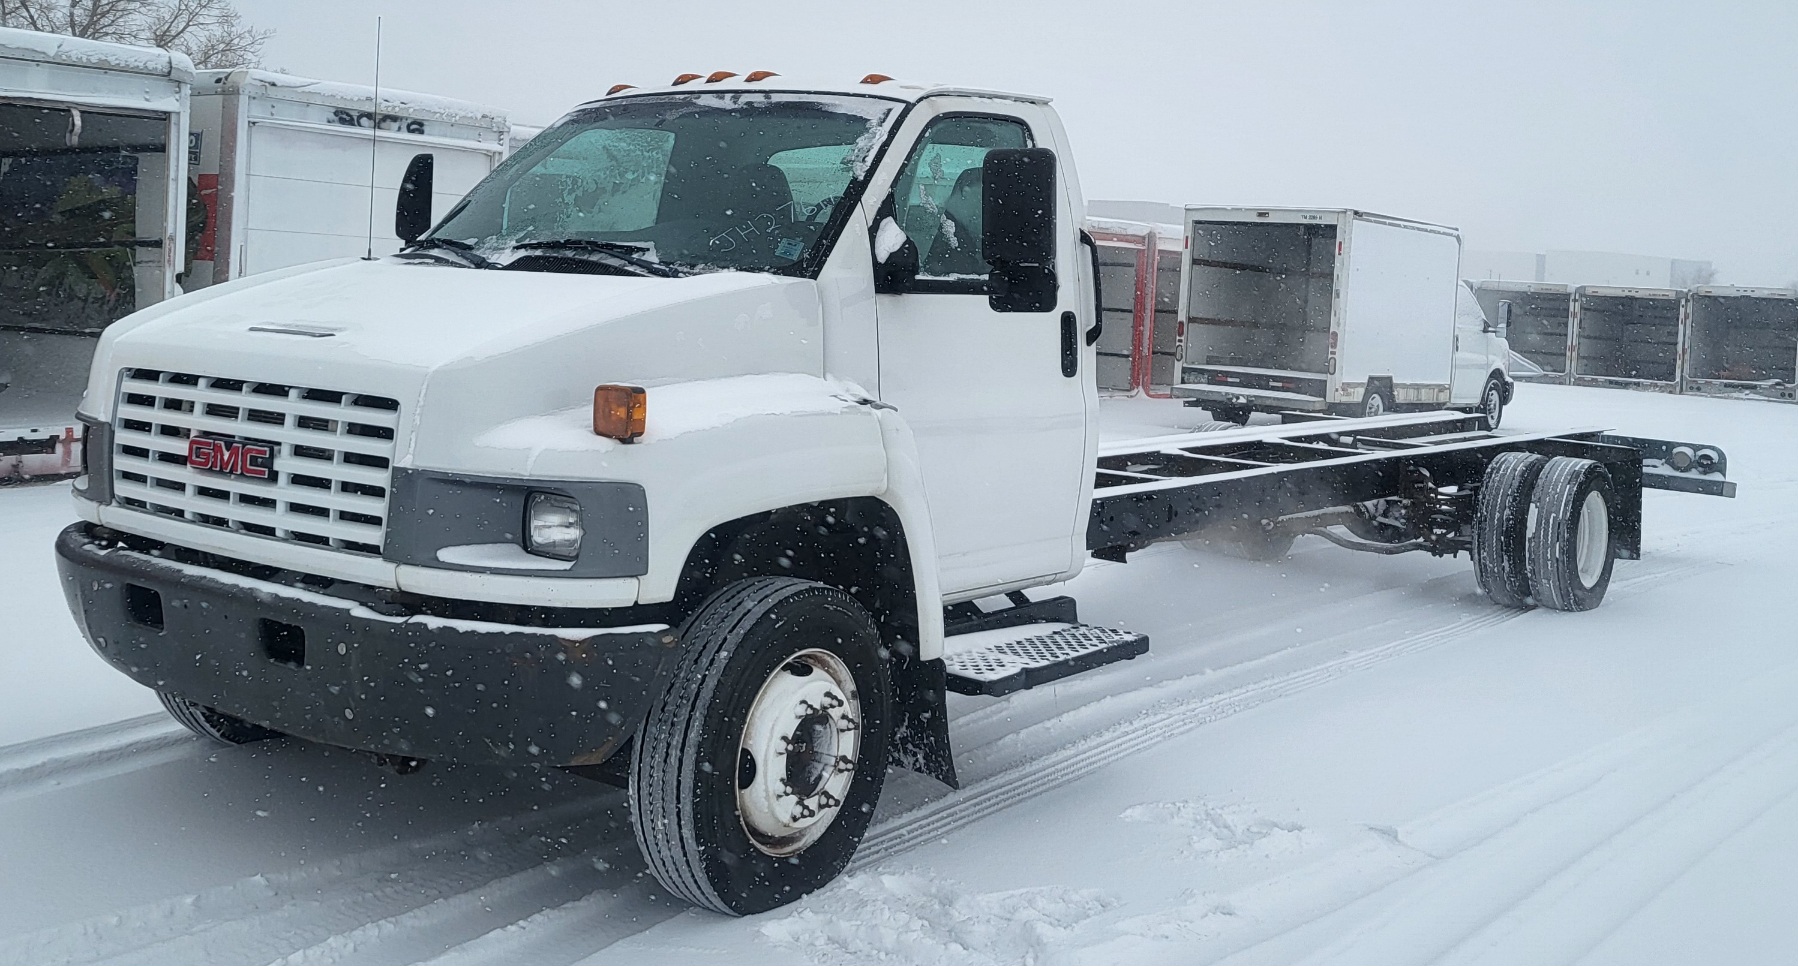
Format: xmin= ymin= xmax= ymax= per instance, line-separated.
xmin=427 ymin=92 xmax=901 ymax=276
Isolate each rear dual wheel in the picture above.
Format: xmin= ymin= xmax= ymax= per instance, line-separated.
xmin=1473 ymin=454 xmax=1616 ymax=611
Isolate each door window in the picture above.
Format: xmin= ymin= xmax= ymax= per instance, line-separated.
xmin=887 ymin=115 xmax=1030 ymax=289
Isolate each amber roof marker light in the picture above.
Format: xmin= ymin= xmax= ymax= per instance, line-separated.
xmin=860 ymin=73 xmax=894 ymax=84
xmin=705 ymin=70 xmax=738 ymax=83
xmin=671 ymin=73 xmax=703 ymax=85
xmin=607 ymin=83 xmax=636 ymax=95
xmin=744 ymin=70 xmax=779 ymax=82
xmin=593 ymin=385 xmax=648 ymax=443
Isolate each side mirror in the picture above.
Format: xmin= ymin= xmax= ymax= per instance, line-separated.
xmin=982 ymin=147 xmax=1058 ymax=312
xmin=1492 ymin=299 xmax=1513 ymax=339
xmin=395 ymin=153 xmax=435 ymax=244
xmin=872 ymin=214 xmax=920 ymax=294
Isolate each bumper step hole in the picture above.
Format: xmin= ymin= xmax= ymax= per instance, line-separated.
xmin=258 ymin=619 xmax=306 ymax=668
xmin=124 ymin=584 xmax=163 ymax=630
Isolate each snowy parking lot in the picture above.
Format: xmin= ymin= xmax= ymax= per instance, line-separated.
xmin=1 ymin=384 xmax=1794 ymax=965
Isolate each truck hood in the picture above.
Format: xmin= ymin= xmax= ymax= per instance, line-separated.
xmin=87 ymin=258 xmax=825 ymax=466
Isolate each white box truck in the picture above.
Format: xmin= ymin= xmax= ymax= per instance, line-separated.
xmin=1173 ymin=207 xmax=1513 ymax=427
xmin=54 ymin=74 xmax=1734 ymax=915
xmin=0 ymin=27 xmax=192 ymax=479
xmin=1681 ymin=286 xmax=1798 ymax=402
xmin=185 ymin=69 xmax=509 ymax=287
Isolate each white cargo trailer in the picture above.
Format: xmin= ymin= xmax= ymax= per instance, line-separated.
xmin=1569 ymin=285 xmax=1684 ymax=391
xmin=1472 ymin=280 xmax=1571 ymax=383
xmin=186 ymin=70 xmax=509 ymax=288
xmin=0 ymin=27 xmax=191 ymax=479
xmin=1681 ymin=286 xmax=1798 ymax=402
xmin=1173 ymin=207 xmax=1512 ymax=426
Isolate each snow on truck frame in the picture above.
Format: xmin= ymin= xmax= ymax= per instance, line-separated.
xmin=0 ymin=28 xmax=193 ymax=480
xmin=52 ymin=73 xmax=1736 ymax=915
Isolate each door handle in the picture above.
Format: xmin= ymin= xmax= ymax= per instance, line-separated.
xmin=1081 ymin=230 xmax=1103 ymax=346
xmin=1060 ymin=311 xmax=1078 ymax=377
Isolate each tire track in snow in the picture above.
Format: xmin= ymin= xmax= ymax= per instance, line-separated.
xmin=852 ymin=560 xmax=1704 ymax=874
xmin=1198 ymin=659 xmax=1798 ymax=966
xmin=0 ymin=796 xmax=617 ymax=966
xmin=0 ymin=713 xmax=187 ymax=803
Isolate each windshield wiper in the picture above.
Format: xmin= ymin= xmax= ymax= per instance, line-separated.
xmin=398 ymin=237 xmax=495 ymax=270
xmin=507 ymin=239 xmax=686 ymax=278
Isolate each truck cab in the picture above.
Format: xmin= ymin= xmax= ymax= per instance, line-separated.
xmin=56 ymin=76 xmax=1104 ymax=914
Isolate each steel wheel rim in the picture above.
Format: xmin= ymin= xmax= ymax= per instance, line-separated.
xmin=1575 ymin=489 xmax=1609 ymax=587
xmin=736 ymin=648 xmax=861 ymax=856
xmin=1365 ymin=393 xmax=1386 ymax=417
xmin=1482 ymin=385 xmax=1501 ymax=423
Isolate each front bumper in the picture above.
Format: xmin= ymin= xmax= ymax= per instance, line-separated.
xmin=55 ymin=523 xmax=680 ymax=766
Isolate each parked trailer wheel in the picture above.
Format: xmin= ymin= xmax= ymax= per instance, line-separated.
xmin=1360 ymin=389 xmax=1393 ymax=418
xmin=1478 ymin=377 xmax=1506 ymax=429
xmin=629 ymin=577 xmax=891 ymax=915
xmin=1526 ymin=457 xmax=1617 ymax=612
xmin=1472 ymin=452 xmax=1550 ymax=608
xmin=157 ymin=692 xmax=281 ymax=746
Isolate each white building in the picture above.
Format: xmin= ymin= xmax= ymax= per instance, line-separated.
xmin=1463 ymin=248 xmax=1713 ymax=289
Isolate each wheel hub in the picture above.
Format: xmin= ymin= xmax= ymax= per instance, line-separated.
xmin=737 ymin=649 xmax=861 ymax=856
xmin=1575 ymin=489 xmax=1610 ymax=588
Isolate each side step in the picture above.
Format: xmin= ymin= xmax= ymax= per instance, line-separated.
xmin=942 ymin=622 xmax=1149 ymax=697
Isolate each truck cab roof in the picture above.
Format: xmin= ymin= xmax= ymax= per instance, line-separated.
xmin=575 ymin=75 xmax=1051 ymax=109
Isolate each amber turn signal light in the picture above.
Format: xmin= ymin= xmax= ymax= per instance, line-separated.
xmin=593 ymin=384 xmax=647 ymax=442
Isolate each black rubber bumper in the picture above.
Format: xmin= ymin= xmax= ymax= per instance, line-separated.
xmin=55 ymin=523 xmax=681 ymax=766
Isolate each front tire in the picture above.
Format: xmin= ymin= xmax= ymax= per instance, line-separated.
xmin=630 ymin=577 xmax=892 ymax=915
xmin=1478 ymin=376 xmax=1506 ymax=429
xmin=157 ymin=692 xmax=281 ymax=746
xmin=1361 ymin=388 xmax=1393 ymax=418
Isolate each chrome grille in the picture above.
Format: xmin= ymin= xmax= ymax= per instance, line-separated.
xmin=111 ymin=368 xmax=399 ymax=555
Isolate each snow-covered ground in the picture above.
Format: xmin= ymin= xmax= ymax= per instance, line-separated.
xmin=1 ymin=384 xmax=1793 ymax=965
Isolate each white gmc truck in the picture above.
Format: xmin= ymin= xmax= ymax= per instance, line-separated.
xmin=55 ymin=74 xmax=1736 ymax=915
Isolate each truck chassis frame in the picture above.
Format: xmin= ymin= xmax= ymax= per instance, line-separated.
xmin=1087 ymin=410 xmax=1733 ymax=562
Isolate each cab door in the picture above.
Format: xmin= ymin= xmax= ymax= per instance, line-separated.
xmin=869 ymin=103 xmax=1094 ymax=598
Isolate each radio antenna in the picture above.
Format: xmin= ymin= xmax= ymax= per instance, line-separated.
xmin=363 ymin=15 xmax=383 ymax=260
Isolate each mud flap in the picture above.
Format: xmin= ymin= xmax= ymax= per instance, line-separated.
xmin=887 ymin=654 xmax=958 ymax=789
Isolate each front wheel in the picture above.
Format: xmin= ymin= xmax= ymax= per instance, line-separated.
xmin=1478 ymin=377 xmax=1506 ymax=429
xmin=630 ymin=577 xmax=892 ymax=915
xmin=157 ymin=692 xmax=281 ymax=746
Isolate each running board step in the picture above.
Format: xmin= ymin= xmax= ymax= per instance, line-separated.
xmin=942 ymin=622 xmax=1149 ymax=697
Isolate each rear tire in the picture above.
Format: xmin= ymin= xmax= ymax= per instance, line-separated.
xmin=157 ymin=692 xmax=281 ymax=746
xmin=1526 ymin=457 xmax=1617 ymax=612
xmin=1473 ymin=452 xmax=1549 ymax=608
xmin=1207 ymin=406 xmax=1251 ymax=426
xmin=1361 ymin=389 xmax=1393 ymax=418
xmin=629 ymin=577 xmax=892 ymax=915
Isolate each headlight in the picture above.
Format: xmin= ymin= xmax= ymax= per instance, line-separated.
xmin=525 ymin=492 xmax=583 ymax=560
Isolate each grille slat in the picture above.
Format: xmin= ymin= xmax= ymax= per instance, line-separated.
xmin=112 ymin=370 xmax=399 ymax=555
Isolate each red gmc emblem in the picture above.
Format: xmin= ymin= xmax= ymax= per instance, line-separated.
xmin=187 ymin=436 xmax=275 ymax=479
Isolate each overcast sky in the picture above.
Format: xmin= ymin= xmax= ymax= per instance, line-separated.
xmin=237 ymin=0 xmax=1798 ymax=285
